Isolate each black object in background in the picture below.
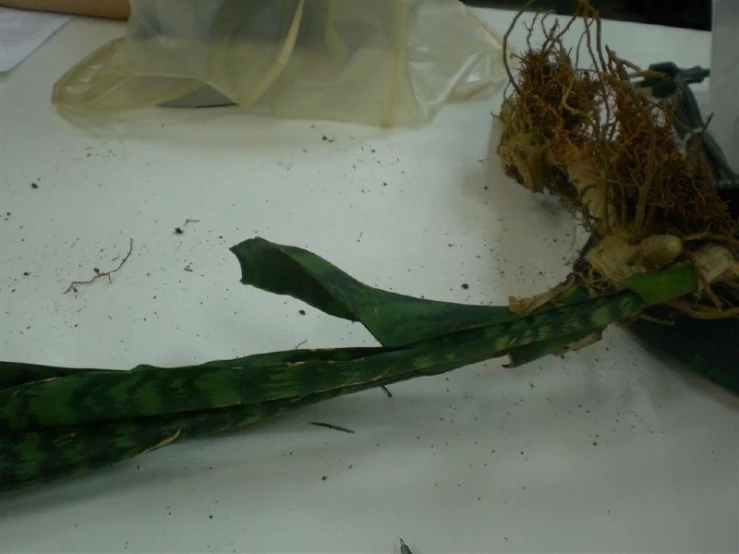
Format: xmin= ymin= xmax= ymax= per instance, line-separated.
xmin=628 ymin=63 xmax=738 ymax=394
xmin=462 ymin=0 xmax=711 ymax=30
xmin=629 ymin=308 xmax=739 ymax=394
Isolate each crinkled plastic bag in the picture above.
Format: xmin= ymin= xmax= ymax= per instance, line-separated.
xmin=710 ymin=0 xmax=738 ymax=170
xmin=52 ymin=0 xmax=508 ymax=127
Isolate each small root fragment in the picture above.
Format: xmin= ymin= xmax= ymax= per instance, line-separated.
xmin=64 ymin=239 xmax=134 ymax=294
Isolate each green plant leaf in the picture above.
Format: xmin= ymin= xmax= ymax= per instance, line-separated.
xmin=0 ymin=239 xmax=704 ymax=493
xmin=0 ymin=379 xmax=385 ymax=493
xmin=506 ymin=329 xmax=604 ymax=367
xmin=230 ymin=237 xmax=515 ymax=346
xmin=0 ymin=287 xmax=645 ymax=432
xmin=625 ymin=263 xmax=698 ymax=305
xmin=0 ymin=288 xmax=645 ymax=492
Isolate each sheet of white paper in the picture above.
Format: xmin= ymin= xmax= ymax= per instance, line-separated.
xmin=0 ymin=7 xmax=71 ymax=72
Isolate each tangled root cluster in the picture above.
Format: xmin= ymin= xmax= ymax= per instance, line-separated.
xmin=497 ymin=0 xmax=738 ymax=320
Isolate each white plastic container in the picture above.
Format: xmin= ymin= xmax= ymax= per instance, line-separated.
xmin=710 ymin=0 xmax=739 ymax=170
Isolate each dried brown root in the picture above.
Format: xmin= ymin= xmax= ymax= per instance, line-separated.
xmin=64 ymin=239 xmax=134 ymax=294
xmin=497 ymin=0 xmax=738 ymax=321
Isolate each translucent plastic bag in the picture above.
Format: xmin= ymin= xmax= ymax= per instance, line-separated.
xmin=710 ymin=0 xmax=738 ymax=169
xmin=52 ymin=0 xmax=508 ymax=127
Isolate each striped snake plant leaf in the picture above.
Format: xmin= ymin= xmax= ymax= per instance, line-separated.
xmin=0 ymin=377 xmax=398 ymax=493
xmin=230 ymin=237 xmax=517 ymax=346
xmin=0 ymin=239 xmax=701 ymax=493
xmin=0 ymin=287 xmax=645 ymax=492
xmin=506 ymin=329 xmax=604 ymax=367
xmin=1 ymin=287 xmax=648 ymax=432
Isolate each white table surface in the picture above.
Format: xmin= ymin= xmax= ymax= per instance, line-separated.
xmin=1 ymin=8 xmax=737 ymax=554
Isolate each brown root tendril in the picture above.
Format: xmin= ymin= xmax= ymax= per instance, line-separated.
xmin=498 ymin=0 xmax=738 ymax=321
